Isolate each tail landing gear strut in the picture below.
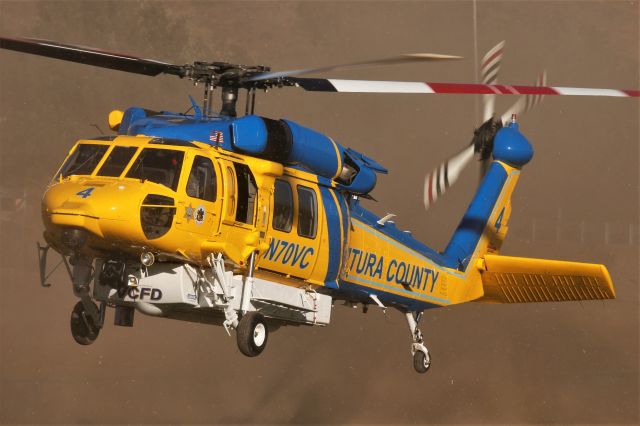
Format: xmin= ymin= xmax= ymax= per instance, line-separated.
xmin=405 ymin=311 xmax=431 ymax=374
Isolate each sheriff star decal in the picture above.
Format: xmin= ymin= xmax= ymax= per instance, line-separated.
xmin=184 ymin=204 xmax=195 ymax=222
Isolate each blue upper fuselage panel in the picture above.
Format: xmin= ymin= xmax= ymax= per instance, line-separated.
xmin=118 ymin=106 xmax=387 ymax=195
xmin=120 ymin=108 xmax=236 ymax=151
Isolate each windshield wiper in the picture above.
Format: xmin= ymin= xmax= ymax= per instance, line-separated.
xmin=130 ymin=155 xmax=147 ymax=183
xmin=64 ymin=150 xmax=101 ymax=177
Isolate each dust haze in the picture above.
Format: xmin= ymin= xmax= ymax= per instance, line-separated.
xmin=0 ymin=1 xmax=638 ymax=424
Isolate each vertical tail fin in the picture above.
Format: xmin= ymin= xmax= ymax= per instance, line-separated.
xmin=443 ymin=121 xmax=533 ymax=270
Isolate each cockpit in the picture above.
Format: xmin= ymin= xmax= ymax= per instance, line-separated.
xmin=56 ymin=137 xmax=192 ymax=192
xmin=49 ymin=136 xmax=261 ymax=254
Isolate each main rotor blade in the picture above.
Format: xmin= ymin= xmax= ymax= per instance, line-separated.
xmin=246 ymin=53 xmax=462 ymax=81
xmin=291 ymin=77 xmax=639 ymax=97
xmin=0 ymin=37 xmax=184 ymax=77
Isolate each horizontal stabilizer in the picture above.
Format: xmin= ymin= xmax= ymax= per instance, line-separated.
xmin=478 ymin=254 xmax=615 ymax=303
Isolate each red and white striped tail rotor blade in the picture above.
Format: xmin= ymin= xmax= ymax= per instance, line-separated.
xmin=480 ymin=41 xmax=505 ymax=85
xmin=480 ymin=41 xmax=505 ymax=121
xmin=501 ymin=70 xmax=548 ymax=123
xmin=292 ymin=77 xmax=639 ymax=98
xmin=424 ymin=144 xmax=475 ymax=210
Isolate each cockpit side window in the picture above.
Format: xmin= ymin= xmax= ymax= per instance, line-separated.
xmin=272 ymin=179 xmax=293 ymax=232
xmin=297 ymin=185 xmax=317 ymax=239
xmin=97 ymin=146 xmax=138 ymax=177
xmin=59 ymin=144 xmax=109 ymax=178
xmin=186 ymin=156 xmax=217 ymax=202
xmin=233 ymin=163 xmax=257 ymax=225
xmin=126 ymin=148 xmax=184 ymax=191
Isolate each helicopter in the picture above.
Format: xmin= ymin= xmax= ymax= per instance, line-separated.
xmin=1 ymin=37 xmax=634 ymax=374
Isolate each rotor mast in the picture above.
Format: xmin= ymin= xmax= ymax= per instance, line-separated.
xmin=184 ymin=61 xmax=271 ymax=118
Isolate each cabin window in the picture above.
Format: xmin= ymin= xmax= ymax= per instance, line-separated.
xmin=126 ymin=148 xmax=184 ymax=191
xmin=234 ymin=163 xmax=257 ymax=224
xmin=186 ymin=156 xmax=217 ymax=202
xmin=59 ymin=144 xmax=109 ymax=178
xmin=297 ymin=185 xmax=317 ymax=239
xmin=97 ymin=146 xmax=138 ymax=177
xmin=272 ymin=179 xmax=293 ymax=232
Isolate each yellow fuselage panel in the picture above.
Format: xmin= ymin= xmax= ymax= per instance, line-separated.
xmin=255 ymin=170 xmax=333 ymax=286
xmin=340 ymin=219 xmax=454 ymax=306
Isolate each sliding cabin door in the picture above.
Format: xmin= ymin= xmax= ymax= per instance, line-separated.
xmin=261 ymin=178 xmax=321 ymax=281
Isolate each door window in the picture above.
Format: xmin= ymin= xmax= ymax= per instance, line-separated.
xmin=297 ymin=185 xmax=317 ymax=238
xmin=234 ymin=163 xmax=257 ymax=224
xmin=272 ymin=179 xmax=293 ymax=232
xmin=186 ymin=156 xmax=217 ymax=202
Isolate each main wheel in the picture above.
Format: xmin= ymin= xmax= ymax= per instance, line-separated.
xmin=236 ymin=312 xmax=268 ymax=357
xmin=413 ymin=349 xmax=431 ymax=374
xmin=70 ymin=301 xmax=100 ymax=345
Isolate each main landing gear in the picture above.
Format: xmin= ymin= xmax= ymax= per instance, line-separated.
xmin=236 ymin=311 xmax=268 ymax=357
xmin=406 ymin=311 xmax=431 ymax=374
xmin=234 ymin=251 xmax=269 ymax=357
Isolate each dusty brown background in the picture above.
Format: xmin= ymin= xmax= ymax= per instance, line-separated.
xmin=0 ymin=1 xmax=638 ymax=424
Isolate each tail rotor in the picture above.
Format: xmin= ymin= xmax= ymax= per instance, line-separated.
xmin=424 ymin=42 xmax=547 ymax=211
xmin=500 ymin=70 xmax=547 ymax=123
xmin=480 ymin=40 xmax=505 ymax=122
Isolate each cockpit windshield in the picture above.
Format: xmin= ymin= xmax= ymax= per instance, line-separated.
xmin=97 ymin=146 xmax=138 ymax=177
xmin=58 ymin=144 xmax=109 ymax=178
xmin=126 ymin=148 xmax=184 ymax=191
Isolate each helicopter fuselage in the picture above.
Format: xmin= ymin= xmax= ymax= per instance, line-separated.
xmin=41 ymin=110 xmax=516 ymax=312
xmin=36 ymin=107 xmax=616 ymax=372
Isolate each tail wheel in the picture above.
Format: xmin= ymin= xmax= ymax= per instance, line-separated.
xmin=236 ymin=312 xmax=268 ymax=357
xmin=70 ymin=300 xmax=100 ymax=345
xmin=413 ymin=349 xmax=431 ymax=374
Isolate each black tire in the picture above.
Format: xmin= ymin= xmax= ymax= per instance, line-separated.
xmin=236 ymin=312 xmax=268 ymax=357
xmin=70 ymin=301 xmax=100 ymax=345
xmin=413 ymin=350 xmax=431 ymax=374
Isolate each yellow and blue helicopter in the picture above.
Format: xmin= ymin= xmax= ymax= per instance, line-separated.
xmin=2 ymin=37 xmax=635 ymax=373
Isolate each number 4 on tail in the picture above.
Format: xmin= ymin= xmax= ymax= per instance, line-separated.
xmin=76 ymin=187 xmax=95 ymax=199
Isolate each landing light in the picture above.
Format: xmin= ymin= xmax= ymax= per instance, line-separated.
xmin=141 ymin=252 xmax=155 ymax=267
